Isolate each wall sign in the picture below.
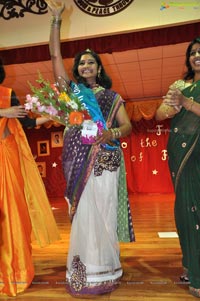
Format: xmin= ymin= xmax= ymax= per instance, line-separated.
xmin=74 ymin=0 xmax=134 ymax=17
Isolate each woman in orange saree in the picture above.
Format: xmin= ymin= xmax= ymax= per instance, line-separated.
xmin=0 ymin=61 xmax=60 ymax=297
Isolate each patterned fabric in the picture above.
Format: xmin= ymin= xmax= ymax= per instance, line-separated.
xmin=94 ymin=147 xmax=121 ymax=176
xmin=117 ymin=154 xmax=135 ymax=242
xmin=70 ymin=256 xmax=87 ymax=292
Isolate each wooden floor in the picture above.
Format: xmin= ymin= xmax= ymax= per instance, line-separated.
xmin=3 ymin=193 xmax=196 ymax=301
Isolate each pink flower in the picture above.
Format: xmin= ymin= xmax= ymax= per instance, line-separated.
xmin=37 ymin=105 xmax=47 ymax=113
xmin=31 ymin=96 xmax=40 ymax=104
xmin=26 ymin=94 xmax=32 ymax=101
xmin=24 ymin=102 xmax=33 ymax=110
xmin=25 ymin=94 xmax=41 ymax=110
xmin=45 ymin=105 xmax=58 ymax=116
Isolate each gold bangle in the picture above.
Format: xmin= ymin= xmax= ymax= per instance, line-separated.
xmin=164 ymin=106 xmax=170 ymax=118
xmin=118 ymin=128 xmax=122 ymax=138
xmin=110 ymin=128 xmax=115 ymax=139
xmin=113 ymin=128 xmax=122 ymax=139
xmin=113 ymin=128 xmax=118 ymax=138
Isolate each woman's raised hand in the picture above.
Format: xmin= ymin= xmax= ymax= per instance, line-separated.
xmin=45 ymin=0 xmax=65 ymax=16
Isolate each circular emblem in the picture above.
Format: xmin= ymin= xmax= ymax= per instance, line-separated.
xmin=74 ymin=0 xmax=134 ymax=17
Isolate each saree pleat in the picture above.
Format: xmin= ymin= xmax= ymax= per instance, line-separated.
xmin=0 ymin=133 xmax=34 ymax=296
xmin=175 ymin=152 xmax=200 ymax=288
xmin=13 ymin=119 xmax=60 ymax=247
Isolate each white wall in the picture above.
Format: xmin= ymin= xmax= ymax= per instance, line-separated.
xmin=0 ymin=0 xmax=200 ymax=49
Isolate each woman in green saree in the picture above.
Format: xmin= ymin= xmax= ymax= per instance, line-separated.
xmin=156 ymin=37 xmax=200 ymax=298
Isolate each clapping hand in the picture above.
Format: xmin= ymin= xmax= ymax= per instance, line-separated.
xmin=163 ymin=87 xmax=183 ymax=112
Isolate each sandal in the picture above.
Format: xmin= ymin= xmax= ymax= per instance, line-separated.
xmin=189 ymin=286 xmax=200 ymax=298
xmin=180 ymin=267 xmax=189 ymax=282
xmin=180 ymin=274 xmax=189 ymax=282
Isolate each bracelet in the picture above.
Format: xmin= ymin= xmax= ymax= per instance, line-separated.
xmin=110 ymin=128 xmax=115 ymax=139
xmin=110 ymin=128 xmax=122 ymax=139
xmin=185 ymin=97 xmax=194 ymax=111
xmin=51 ymin=16 xmax=62 ymax=26
xmin=114 ymin=128 xmax=122 ymax=138
xmin=164 ymin=106 xmax=170 ymax=118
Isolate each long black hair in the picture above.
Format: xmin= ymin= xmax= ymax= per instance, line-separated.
xmin=72 ymin=49 xmax=112 ymax=89
xmin=184 ymin=37 xmax=200 ymax=80
xmin=0 ymin=58 xmax=5 ymax=84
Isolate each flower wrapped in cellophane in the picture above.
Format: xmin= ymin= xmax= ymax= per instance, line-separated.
xmin=25 ymin=73 xmax=91 ymax=127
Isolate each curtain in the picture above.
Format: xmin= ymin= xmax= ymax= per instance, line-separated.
xmin=1 ymin=21 xmax=200 ymax=65
xmin=122 ymin=100 xmax=174 ymax=194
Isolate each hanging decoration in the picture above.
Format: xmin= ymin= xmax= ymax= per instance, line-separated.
xmin=0 ymin=0 xmax=48 ymax=20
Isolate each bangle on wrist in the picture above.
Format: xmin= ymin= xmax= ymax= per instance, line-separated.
xmin=185 ymin=97 xmax=194 ymax=111
xmin=114 ymin=128 xmax=121 ymax=138
xmin=110 ymin=128 xmax=122 ymax=139
xmin=110 ymin=128 xmax=115 ymax=139
xmin=51 ymin=15 xmax=62 ymax=26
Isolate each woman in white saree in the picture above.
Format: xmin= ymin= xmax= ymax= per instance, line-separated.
xmin=46 ymin=0 xmax=135 ymax=297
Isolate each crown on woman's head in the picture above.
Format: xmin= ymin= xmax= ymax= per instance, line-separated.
xmin=85 ymin=48 xmax=92 ymax=52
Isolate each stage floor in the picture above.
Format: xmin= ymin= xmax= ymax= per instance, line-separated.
xmin=3 ymin=193 xmax=194 ymax=301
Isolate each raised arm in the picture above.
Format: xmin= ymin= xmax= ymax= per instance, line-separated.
xmin=46 ymin=0 xmax=69 ymax=84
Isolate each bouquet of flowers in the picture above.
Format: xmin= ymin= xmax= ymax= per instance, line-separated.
xmin=25 ymin=73 xmax=91 ymax=127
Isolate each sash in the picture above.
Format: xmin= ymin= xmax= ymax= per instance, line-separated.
xmin=70 ymin=81 xmax=119 ymax=150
